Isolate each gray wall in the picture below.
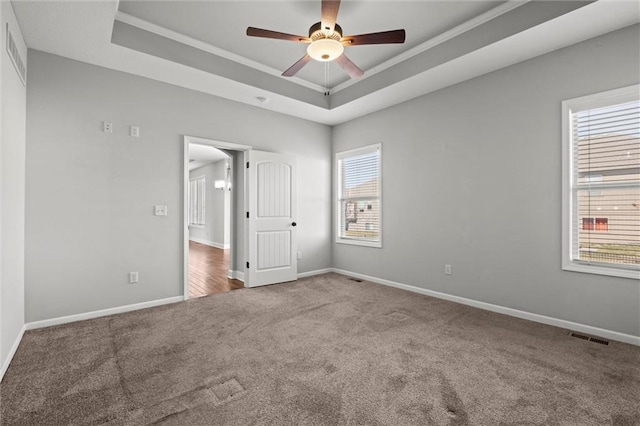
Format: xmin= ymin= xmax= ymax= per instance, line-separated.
xmin=25 ymin=50 xmax=332 ymax=322
xmin=332 ymin=25 xmax=640 ymax=337
xmin=189 ymin=159 xmax=230 ymax=248
xmin=1 ymin=2 xmax=26 ymax=372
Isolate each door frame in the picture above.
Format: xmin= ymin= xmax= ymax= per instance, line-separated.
xmin=183 ymin=135 xmax=252 ymax=300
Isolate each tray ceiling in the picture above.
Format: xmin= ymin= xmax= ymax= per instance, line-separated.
xmin=11 ymin=1 xmax=640 ymax=125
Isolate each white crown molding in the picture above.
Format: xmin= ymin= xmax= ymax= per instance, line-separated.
xmin=114 ymin=11 xmax=325 ymax=93
xmin=331 ymin=0 xmax=529 ymax=94
xmin=115 ymin=2 xmax=529 ymax=96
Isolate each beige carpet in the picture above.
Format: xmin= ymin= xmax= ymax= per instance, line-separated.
xmin=1 ymin=273 xmax=639 ymax=425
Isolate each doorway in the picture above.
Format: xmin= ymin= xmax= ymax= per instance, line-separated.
xmin=182 ymin=136 xmax=299 ymax=296
xmin=184 ymin=136 xmax=250 ymax=299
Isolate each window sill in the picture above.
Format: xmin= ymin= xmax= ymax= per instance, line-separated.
xmin=190 ymin=224 xmax=205 ymax=229
xmin=563 ymin=262 xmax=639 ymax=280
xmin=336 ymin=238 xmax=382 ymax=248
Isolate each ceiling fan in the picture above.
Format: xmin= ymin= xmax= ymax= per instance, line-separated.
xmin=246 ymin=0 xmax=405 ymax=79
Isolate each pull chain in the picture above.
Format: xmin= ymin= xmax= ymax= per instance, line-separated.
xmin=324 ymin=62 xmax=330 ymax=96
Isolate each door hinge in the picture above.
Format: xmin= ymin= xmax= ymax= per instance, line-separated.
xmin=246 ymin=212 xmax=249 ymax=219
xmin=246 ymin=162 xmax=249 ymax=169
xmin=246 ymin=262 xmax=249 ymax=269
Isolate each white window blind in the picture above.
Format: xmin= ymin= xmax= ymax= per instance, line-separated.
xmin=189 ymin=176 xmax=206 ymax=226
xmin=336 ymin=144 xmax=381 ymax=247
xmin=563 ymin=85 xmax=639 ymax=278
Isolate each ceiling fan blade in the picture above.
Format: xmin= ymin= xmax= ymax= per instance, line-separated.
xmin=335 ymin=54 xmax=364 ymax=79
xmin=282 ymin=55 xmax=312 ymax=77
xmin=246 ymin=27 xmax=311 ymax=43
xmin=321 ymin=0 xmax=341 ymax=35
xmin=341 ymin=29 xmax=406 ymax=46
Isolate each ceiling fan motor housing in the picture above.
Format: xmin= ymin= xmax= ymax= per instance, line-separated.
xmin=309 ymin=22 xmax=343 ymax=41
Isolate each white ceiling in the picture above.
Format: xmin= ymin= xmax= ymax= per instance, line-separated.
xmin=117 ymin=0 xmax=502 ymax=88
xmin=189 ymin=143 xmax=229 ymax=171
xmin=11 ymin=0 xmax=640 ymax=125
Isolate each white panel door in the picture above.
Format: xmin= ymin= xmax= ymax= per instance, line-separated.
xmin=246 ymin=150 xmax=297 ymax=287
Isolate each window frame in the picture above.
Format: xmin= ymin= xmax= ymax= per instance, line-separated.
xmin=335 ymin=143 xmax=382 ymax=248
xmin=188 ymin=175 xmax=206 ymax=228
xmin=561 ymin=84 xmax=639 ymax=279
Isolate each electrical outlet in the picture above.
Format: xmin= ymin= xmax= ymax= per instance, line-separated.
xmin=154 ymin=205 xmax=168 ymax=216
xmin=129 ymin=272 xmax=139 ymax=283
xmin=130 ymin=125 xmax=140 ymax=137
xmin=445 ymin=264 xmax=452 ymax=275
xmin=103 ymin=121 xmax=112 ymax=133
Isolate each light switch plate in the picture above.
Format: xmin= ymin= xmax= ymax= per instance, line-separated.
xmin=154 ymin=205 xmax=168 ymax=216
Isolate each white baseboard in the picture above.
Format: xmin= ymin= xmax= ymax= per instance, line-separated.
xmin=332 ymin=268 xmax=640 ymax=347
xmin=25 ymin=296 xmax=184 ymax=330
xmin=228 ymin=268 xmax=330 ymax=284
xmin=0 ymin=324 xmax=26 ymax=382
xmin=189 ymin=237 xmax=229 ymax=250
xmin=228 ymin=270 xmax=244 ymax=282
xmin=298 ymin=268 xmax=333 ymax=279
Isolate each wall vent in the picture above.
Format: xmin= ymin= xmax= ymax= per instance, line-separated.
xmin=589 ymin=337 xmax=609 ymax=346
xmin=6 ymin=23 xmax=26 ymax=86
xmin=569 ymin=332 xmax=609 ymax=346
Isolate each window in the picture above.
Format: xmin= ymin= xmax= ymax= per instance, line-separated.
xmin=562 ymin=85 xmax=639 ymax=279
xmin=189 ymin=176 xmax=206 ymax=227
xmin=336 ymin=144 xmax=381 ymax=247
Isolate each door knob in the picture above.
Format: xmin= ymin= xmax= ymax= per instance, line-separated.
xmin=291 ymin=222 xmax=297 ymax=227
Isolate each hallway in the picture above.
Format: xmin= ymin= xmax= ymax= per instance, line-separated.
xmin=188 ymin=241 xmax=244 ymax=298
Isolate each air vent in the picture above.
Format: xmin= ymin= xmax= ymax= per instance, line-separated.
xmin=589 ymin=337 xmax=609 ymax=346
xmin=570 ymin=332 xmax=590 ymax=341
xmin=569 ymin=332 xmax=609 ymax=346
xmin=6 ymin=23 xmax=26 ymax=86
xmin=347 ymin=277 xmax=363 ymax=282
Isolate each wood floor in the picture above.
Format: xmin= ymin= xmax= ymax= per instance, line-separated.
xmin=188 ymin=241 xmax=243 ymax=298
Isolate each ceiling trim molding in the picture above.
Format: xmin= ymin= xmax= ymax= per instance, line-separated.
xmin=115 ymin=2 xmax=529 ymax=95
xmin=332 ymin=0 xmax=530 ymax=94
xmin=115 ymin=11 xmax=325 ymax=93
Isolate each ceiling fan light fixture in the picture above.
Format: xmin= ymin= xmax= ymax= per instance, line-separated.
xmin=307 ymin=38 xmax=344 ymax=62
xmin=246 ymin=1 xmax=405 ymax=78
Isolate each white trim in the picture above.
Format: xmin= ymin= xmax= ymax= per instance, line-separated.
xmin=115 ymin=11 xmax=324 ymax=93
xmin=331 ymin=0 xmax=529 ymax=93
xmin=189 ymin=237 xmax=230 ymax=250
xmin=332 ymin=268 xmax=640 ymax=346
xmin=184 ymin=139 xmax=190 ymax=300
xmin=561 ymin=84 xmax=640 ymax=280
xmin=25 ymin=296 xmax=184 ymax=330
xmin=183 ymin=135 xmax=253 ymax=299
xmin=335 ymin=143 xmax=382 ymax=248
xmin=116 ymin=2 xmax=527 ymax=95
xmin=228 ymin=270 xmax=245 ymax=282
xmin=0 ymin=325 xmax=26 ymax=382
xmin=297 ymin=268 xmax=333 ymax=279
xmin=184 ymin=136 xmax=253 ymax=152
